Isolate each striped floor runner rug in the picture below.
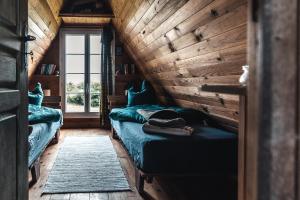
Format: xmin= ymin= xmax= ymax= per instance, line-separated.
xmin=43 ymin=136 xmax=131 ymax=194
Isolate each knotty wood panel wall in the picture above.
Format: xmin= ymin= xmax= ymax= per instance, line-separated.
xmin=110 ymin=0 xmax=247 ymax=125
xmin=28 ymin=0 xmax=63 ymax=78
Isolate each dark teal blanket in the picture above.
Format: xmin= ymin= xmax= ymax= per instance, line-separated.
xmin=29 ymin=104 xmax=63 ymax=125
xmin=109 ymin=104 xmax=207 ymax=124
xmin=111 ymin=120 xmax=237 ymax=174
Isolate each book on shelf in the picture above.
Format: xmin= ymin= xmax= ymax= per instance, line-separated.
xmin=115 ymin=63 xmax=135 ymax=76
xmin=40 ymin=64 xmax=56 ymax=75
xmin=130 ymin=64 xmax=135 ymax=74
xmin=124 ymin=64 xmax=129 ymax=75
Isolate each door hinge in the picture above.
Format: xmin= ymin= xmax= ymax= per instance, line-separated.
xmin=24 ymin=35 xmax=36 ymax=42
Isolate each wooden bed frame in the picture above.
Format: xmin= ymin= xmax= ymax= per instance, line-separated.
xmin=29 ymin=130 xmax=60 ymax=187
xmin=108 ymin=95 xmax=237 ymax=193
xmin=111 ymin=128 xmax=154 ymax=193
xmin=111 ymin=128 xmax=235 ymax=194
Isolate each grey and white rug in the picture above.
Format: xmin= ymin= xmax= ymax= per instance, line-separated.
xmin=43 ymin=136 xmax=131 ymax=194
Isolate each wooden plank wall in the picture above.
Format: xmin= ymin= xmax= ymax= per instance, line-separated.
xmin=28 ymin=0 xmax=63 ymax=78
xmin=110 ymin=0 xmax=248 ymax=126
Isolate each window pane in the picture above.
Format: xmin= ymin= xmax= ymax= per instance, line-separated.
xmin=66 ymin=93 xmax=85 ymax=112
xmin=90 ymin=74 xmax=100 ymax=93
xmin=90 ymin=55 xmax=101 ymax=73
xmin=66 ymin=74 xmax=84 ymax=93
xmin=66 ymin=55 xmax=85 ymax=73
xmin=90 ymin=35 xmax=101 ymax=54
xmin=66 ymin=35 xmax=85 ymax=54
xmin=90 ymin=93 xmax=100 ymax=112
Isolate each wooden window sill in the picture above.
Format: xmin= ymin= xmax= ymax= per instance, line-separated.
xmin=63 ymin=114 xmax=100 ymax=119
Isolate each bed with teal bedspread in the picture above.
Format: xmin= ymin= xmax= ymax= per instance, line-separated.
xmin=28 ymin=104 xmax=63 ymax=167
xmin=110 ymin=105 xmax=237 ymax=174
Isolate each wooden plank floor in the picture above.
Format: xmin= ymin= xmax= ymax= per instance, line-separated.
xmin=29 ymin=129 xmax=236 ymax=200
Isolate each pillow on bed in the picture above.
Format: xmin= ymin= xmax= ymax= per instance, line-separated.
xmin=127 ymin=80 xmax=156 ymax=107
xmin=110 ymin=106 xmax=148 ymax=123
xmin=127 ymin=86 xmax=154 ymax=107
xmin=141 ymin=80 xmax=151 ymax=91
xmin=109 ymin=104 xmax=208 ymax=125
xmin=28 ymin=82 xmax=44 ymax=107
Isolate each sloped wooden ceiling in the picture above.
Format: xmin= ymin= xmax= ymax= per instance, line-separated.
xmin=110 ymin=0 xmax=247 ymax=124
xmin=28 ymin=0 xmax=113 ymax=78
xmin=59 ymin=0 xmax=113 ymax=25
xmin=28 ymin=0 xmax=63 ymax=77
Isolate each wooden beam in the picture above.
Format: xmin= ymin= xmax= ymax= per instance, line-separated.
xmin=59 ymin=13 xmax=114 ymax=18
xmin=246 ymin=0 xmax=299 ymax=199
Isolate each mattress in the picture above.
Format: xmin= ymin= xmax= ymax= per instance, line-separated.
xmin=111 ymin=119 xmax=237 ymax=174
xmin=28 ymin=120 xmax=62 ymax=167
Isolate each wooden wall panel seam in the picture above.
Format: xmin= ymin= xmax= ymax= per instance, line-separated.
xmin=112 ymin=0 xmax=247 ymax=123
xmin=139 ymin=1 xmax=247 ymax=59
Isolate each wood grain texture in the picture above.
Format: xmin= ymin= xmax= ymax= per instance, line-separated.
xmin=0 ymin=116 xmax=17 ymax=200
xmin=0 ymin=1 xmax=28 ymax=199
xmin=246 ymin=0 xmax=299 ymax=200
xmin=0 ymin=90 xmax=20 ymax=113
xmin=28 ymin=0 xmax=63 ymax=78
xmin=110 ymin=0 xmax=248 ymax=125
xmin=61 ymin=16 xmax=111 ymax=25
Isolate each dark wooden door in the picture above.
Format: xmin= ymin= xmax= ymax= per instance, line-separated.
xmin=0 ymin=0 xmax=28 ymax=200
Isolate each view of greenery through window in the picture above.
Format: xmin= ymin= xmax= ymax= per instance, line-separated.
xmin=64 ymin=33 xmax=101 ymax=113
xmin=66 ymin=82 xmax=101 ymax=109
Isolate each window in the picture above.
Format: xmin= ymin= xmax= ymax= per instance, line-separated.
xmin=61 ymin=29 xmax=102 ymax=115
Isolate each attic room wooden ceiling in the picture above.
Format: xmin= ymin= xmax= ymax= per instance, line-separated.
xmin=28 ymin=0 xmax=247 ymax=125
xmin=28 ymin=0 xmax=113 ymax=77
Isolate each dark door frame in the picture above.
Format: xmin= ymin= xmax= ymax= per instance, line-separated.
xmin=246 ymin=0 xmax=299 ymax=199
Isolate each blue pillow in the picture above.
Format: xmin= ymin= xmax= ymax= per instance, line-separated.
xmin=127 ymin=88 xmax=154 ymax=107
xmin=141 ymin=80 xmax=151 ymax=91
xmin=127 ymin=80 xmax=157 ymax=107
xmin=28 ymin=82 xmax=44 ymax=107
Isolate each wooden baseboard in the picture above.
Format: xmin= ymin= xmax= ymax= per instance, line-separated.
xmin=62 ymin=117 xmax=100 ymax=128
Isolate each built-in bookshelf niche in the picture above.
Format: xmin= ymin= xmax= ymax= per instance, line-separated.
xmin=29 ymin=75 xmax=60 ymax=97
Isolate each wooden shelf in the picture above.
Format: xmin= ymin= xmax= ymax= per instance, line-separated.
xmin=201 ymin=84 xmax=246 ymax=95
xmin=43 ymin=96 xmax=61 ymax=103
xmin=31 ymin=75 xmax=59 ymax=80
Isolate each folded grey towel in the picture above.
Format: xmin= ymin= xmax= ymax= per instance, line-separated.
xmin=148 ymin=117 xmax=186 ymax=128
xmin=142 ymin=122 xmax=194 ymax=136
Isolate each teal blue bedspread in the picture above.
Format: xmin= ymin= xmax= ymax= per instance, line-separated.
xmin=109 ymin=104 xmax=207 ymax=124
xmin=29 ymin=104 xmax=62 ymax=125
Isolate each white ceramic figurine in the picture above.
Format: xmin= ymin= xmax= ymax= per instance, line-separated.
xmin=239 ymin=65 xmax=249 ymax=86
